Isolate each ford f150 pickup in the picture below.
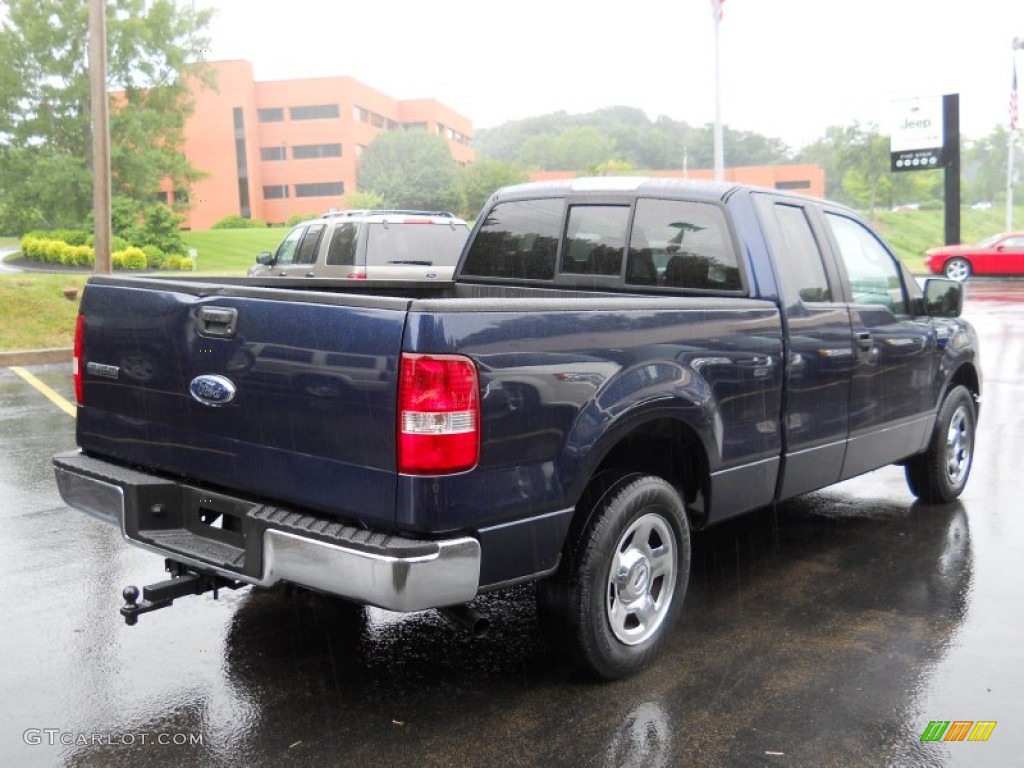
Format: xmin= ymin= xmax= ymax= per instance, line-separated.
xmin=54 ymin=178 xmax=981 ymax=679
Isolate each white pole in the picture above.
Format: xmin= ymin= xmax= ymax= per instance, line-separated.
xmin=1008 ymin=39 xmax=1023 ymax=232
xmin=713 ymin=3 xmax=724 ymax=181
xmin=1008 ymin=134 xmax=1016 ymax=233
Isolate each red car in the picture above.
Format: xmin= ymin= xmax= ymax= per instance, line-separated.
xmin=925 ymin=232 xmax=1024 ymax=281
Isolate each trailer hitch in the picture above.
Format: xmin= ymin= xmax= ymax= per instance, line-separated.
xmin=120 ymin=560 xmax=245 ymax=626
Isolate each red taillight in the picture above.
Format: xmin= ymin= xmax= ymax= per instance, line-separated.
xmin=73 ymin=313 xmax=84 ymax=404
xmin=346 ymin=273 xmax=367 ymax=279
xmin=398 ymin=353 xmax=480 ymax=474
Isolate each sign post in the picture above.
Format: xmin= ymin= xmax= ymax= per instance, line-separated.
xmin=890 ymin=94 xmax=960 ymax=246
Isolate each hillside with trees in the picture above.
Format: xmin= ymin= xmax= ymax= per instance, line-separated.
xmin=474 ymin=106 xmax=1020 ymax=214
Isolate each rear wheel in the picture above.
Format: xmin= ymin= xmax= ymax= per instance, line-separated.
xmin=943 ymin=258 xmax=971 ymax=282
xmin=905 ymin=385 xmax=976 ymax=503
xmin=537 ymin=473 xmax=690 ymax=680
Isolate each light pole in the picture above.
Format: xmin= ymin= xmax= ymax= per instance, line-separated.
xmin=1007 ymin=37 xmax=1023 ymax=232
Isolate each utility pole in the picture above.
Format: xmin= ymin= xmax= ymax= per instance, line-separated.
xmin=89 ymin=0 xmax=112 ymax=274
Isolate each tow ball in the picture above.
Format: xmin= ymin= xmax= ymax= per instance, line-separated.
xmin=120 ymin=560 xmax=245 ymax=626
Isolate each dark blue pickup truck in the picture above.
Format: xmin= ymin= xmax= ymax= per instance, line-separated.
xmin=54 ymin=178 xmax=980 ymax=678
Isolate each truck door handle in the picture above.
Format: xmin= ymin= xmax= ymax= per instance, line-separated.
xmin=197 ymin=306 xmax=238 ymax=339
xmin=305 ymin=272 xmax=316 ymax=277
xmin=855 ymin=332 xmax=873 ymax=353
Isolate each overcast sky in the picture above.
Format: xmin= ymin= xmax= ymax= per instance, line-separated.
xmin=202 ymin=0 xmax=1023 ymax=150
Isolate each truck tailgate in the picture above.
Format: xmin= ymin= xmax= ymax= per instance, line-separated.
xmin=75 ymin=278 xmax=409 ymax=528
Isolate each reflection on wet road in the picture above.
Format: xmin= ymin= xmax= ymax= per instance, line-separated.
xmin=2 ymin=281 xmax=1023 ymax=767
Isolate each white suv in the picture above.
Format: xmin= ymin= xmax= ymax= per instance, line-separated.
xmin=249 ymin=210 xmax=470 ymax=280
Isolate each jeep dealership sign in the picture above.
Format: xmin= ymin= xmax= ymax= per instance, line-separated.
xmin=890 ymin=96 xmax=945 ymax=172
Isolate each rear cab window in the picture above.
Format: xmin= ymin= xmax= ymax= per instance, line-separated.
xmin=461 ymin=193 xmax=743 ymax=292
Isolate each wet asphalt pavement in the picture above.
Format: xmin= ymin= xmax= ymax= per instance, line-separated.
xmin=2 ymin=282 xmax=1023 ymax=767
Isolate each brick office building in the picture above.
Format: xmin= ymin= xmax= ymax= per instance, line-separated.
xmin=174 ymin=60 xmax=475 ymax=229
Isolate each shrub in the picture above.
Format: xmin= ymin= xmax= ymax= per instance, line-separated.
xmin=285 ymin=213 xmax=319 ymax=228
xmin=112 ymin=247 xmax=147 ymax=270
xmin=164 ymin=254 xmax=183 ymax=271
xmin=177 ymin=257 xmax=194 ymax=271
xmin=44 ymin=239 xmax=69 ymax=264
xmin=141 ymin=245 xmax=165 ymax=269
xmin=50 ymin=229 xmax=90 ymax=246
xmin=212 ymin=214 xmax=268 ymax=229
xmin=71 ymin=245 xmax=94 ymax=267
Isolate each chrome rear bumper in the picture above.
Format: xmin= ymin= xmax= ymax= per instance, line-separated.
xmin=53 ymin=451 xmax=480 ymax=612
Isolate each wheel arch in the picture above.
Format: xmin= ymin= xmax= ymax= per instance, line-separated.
xmin=947 ymin=363 xmax=981 ymax=418
xmin=565 ymin=415 xmax=712 ymax=547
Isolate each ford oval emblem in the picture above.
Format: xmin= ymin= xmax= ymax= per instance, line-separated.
xmin=189 ymin=374 xmax=237 ymax=407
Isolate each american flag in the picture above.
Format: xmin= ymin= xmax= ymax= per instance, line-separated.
xmin=1012 ymin=61 xmax=1019 ymax=131
xmin=711 ymin=0 xmax=725 ymax=22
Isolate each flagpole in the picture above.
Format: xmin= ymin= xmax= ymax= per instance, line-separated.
xmin=712 ymin=1 xmax=724 ymax=181
xmin=1008 ymin=38 xmax=1023 ymax=233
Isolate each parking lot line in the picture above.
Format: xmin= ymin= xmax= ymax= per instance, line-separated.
xmin=10 ymin=366 xmax=76 ymax=418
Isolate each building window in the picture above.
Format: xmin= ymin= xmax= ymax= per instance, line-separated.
xmin=356 ymin=144 xmax=367 ymax=157
xmin=233 ymin=107 xmax=251 ymax=218
xmin=258 ymin=108 xmax=284 ymax=123
xmin=775 ymin=180 xmax=811 ymax=190
xmin=404 ymin=122 xmax=427 ymax=131
xmin=295 ymin=182 xmax=345 ymax=198
xmin=370 ymin=113 xmax=384 ymax=128
xmin=290 ymin=104 xmax=340 ymax=121
xmin=260 ymin=146 xmax=286 ymax=161
xmin=292 ymin=143 xmax=343 ymax=160
xmin=353 ymin=106 xmax=367 ymax=122
xmin=263 ymin=185 xmax=289 ymax=199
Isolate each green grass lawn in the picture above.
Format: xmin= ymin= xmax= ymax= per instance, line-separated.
xmin=0 ymin=273 xmax=90 ymax=351
xmin=180 ymin=228 xmax=284 ymax=274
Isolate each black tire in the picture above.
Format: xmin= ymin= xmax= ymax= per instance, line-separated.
xmin=943 ymin=257 xmax=971 ymax=282
xmin=537 ymin=473 xmax=690 ymax=680
xmin=905 ymin=385 xmax=976 ymax=503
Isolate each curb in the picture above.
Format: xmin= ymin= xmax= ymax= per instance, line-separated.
xmin=0 ymin=348 xmax=73 ymax=367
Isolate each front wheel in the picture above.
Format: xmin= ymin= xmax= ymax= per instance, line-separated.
xmin=943 ymin=258 xmax=971 ymax=282
xmin=905 ymin=385 xmax=976 ymax=503
xmin=537 ymin=473 xmax=691 ymax=680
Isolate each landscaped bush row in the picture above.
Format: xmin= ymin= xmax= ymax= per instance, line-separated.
xmin=211 ymin=214 xmax=268 ymax=229
xmin=19 ymin=235 xmax=193 ymax=271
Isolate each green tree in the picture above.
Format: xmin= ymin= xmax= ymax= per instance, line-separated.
xmin=0 ymin=0 xmax=212 ymax=234
xmin=459 ymin=158 xmax=527 ymax=218
xmin=357 ymin=129 xmax=464 ymax=212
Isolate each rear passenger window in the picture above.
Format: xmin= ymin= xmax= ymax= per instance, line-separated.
xmin=460 ymin=198 xmax=563 ymax=280
xmin=627 ymin=199 xmax=740 ymax=290
xmin=326 ymin=223 xmax=358 ymax=266
xmin=560 ymin=206 xmax=629 ymax=277
xmin=294 ymin=223 xmax=326 ymax=265
xmin=772 ymin=204 xmax=832 ymax=303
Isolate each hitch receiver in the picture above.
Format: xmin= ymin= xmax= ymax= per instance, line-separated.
xmin=121 ymin=560 xmax=245 ymax=626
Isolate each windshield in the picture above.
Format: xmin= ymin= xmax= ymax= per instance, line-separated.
xmin=364 ymin=222 xmax=469 ymax=266
xmin=978 ymin=234 xmax=1003 ymax=247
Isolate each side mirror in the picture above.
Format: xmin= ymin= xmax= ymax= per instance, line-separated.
xmin=922 ymin=278 xmax=963 ymax=318
xmin=256 ymin=251 xmax=274 ymax=266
